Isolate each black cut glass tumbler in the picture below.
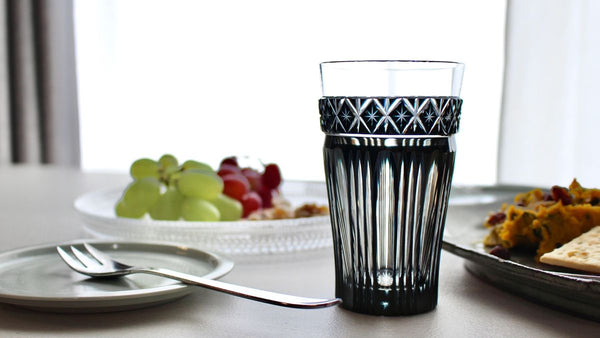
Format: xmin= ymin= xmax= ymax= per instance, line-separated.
xmin=319 ymin=60 xmax=464 ymax=315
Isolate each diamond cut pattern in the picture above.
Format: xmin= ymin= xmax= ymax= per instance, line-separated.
xmin=320 ymin=97 xmax=462 ymax=136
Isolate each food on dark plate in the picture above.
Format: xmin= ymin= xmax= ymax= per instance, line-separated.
xmin=484 ymin=179 xmax=600 ymax=260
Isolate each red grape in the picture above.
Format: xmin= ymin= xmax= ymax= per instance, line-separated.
xmin=218 ymin=163 xmax=241 ymax=177
xmin=222 ymin=174 xmax=250 ymax=201
xmin=220 ymin=156 xmax=238 ymax=167
xmin=217 ymin=157 xmax=284 ymax=215
xmin=241 ymin=168 xmax=263 ymax=191
xmin=241 ymin=191 xmax=262 ymax=217
xmin=262 ymin=163 xmax=281 ymax=189
xmin=258 ymin=186 xmax=276 ymax=208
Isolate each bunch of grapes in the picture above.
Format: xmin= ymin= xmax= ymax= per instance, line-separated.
xmin=216 ymin=157 xmax=282 ymax=218
xmin=115 ymin=154 xmax=282 ymax=221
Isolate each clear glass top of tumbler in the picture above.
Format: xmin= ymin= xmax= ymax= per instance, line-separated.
xmin=320 ymin=60 xmax=464 ymax=97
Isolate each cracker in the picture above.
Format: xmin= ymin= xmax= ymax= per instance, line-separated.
xmin=540 ymin=226 xmax=600 ymax=273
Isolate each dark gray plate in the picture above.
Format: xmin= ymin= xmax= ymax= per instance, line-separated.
xmin=444 ymin=186 xmax=600 ymax=322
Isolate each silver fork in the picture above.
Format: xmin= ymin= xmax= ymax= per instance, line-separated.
xmin=57 ymin=243 xmax=341 ymax=309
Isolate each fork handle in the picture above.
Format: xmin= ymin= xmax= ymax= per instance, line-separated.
xmin=133 ymin=267 xmax=341 ymax=309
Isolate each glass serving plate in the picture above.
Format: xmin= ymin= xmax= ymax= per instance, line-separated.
xmin=74 ymin=181 xmax=332 ymax=256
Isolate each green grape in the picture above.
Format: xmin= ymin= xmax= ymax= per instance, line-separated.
xmin=181 ymin=197 xmax=220 ymax=221
xmin=149 ymin=187 xmax=184 ymax=220
xmin=159 ymin=154 xmax=178 ymax=169
xmin=210 ymin=194 xmax=242 ymax=221
xmin=130 ymin=158 xmax=159 ymax=180
xmin=168 ymin=171 xmax=182 ymax=186
xmin=115 ymin=200 xmax=146 ymax=218
xmin=122 ymin=177 xmax=161 ymax=211
xmin=182 ymin=160 xmax=213 ymax=172
xmin=158 ymin=154 xmax=179 ymax=185
xmin=177 ymin=169 xmax=223 ymax=200
xmin=164 ymin=166 xmax=179 ymax=180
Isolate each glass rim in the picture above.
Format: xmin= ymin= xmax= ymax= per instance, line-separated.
xmin=320 ymin=59 xmax=464 ymax=70
xmin=320 ymin=60 xmax=464 ymax=97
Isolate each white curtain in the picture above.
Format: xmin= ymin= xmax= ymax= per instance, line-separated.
xmin=499 ymin=0 xmax=600 ymax=187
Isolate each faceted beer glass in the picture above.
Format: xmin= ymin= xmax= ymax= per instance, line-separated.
xmin=319 ymin=60 xmax=464 ymax=315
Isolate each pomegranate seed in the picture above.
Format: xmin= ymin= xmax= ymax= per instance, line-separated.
xmin=542 ymin=193 xmax=554 ymax=201
xmin=551 ymin=186 xmax=572 ymax=205
xmin=487 ymin=212 xmax=506 ymax=225
xmin=489 ymin=245 xmax=510 ymax=259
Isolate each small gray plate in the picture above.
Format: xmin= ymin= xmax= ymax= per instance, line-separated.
xmin=0 ymin=241 xmax=233 ymax=313
xmin=444 ymin=186 xmax=600 ymax=322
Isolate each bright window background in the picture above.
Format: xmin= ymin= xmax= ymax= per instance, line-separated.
xmin=75 ymin=0 xmax=506 ymax=185
xmin=499 ymin=0 xmax=600 ymax=188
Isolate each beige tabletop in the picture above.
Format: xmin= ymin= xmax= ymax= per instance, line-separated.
xmin=0 ymin=165 xmax=598 ymax=337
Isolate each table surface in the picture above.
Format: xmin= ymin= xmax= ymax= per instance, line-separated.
xmin=0 ymin=165 xmax=598 ymax=338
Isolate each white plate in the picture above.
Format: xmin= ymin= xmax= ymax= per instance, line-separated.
xmin=0 ymin=241 xmax=233 ymax=312
xmin=74 ymin=181 xmax=332 ymax=256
